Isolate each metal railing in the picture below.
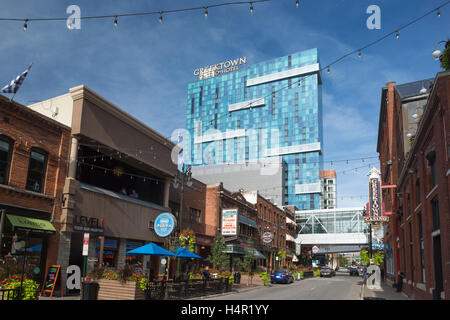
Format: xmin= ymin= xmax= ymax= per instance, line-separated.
xmin=0 ymin=288 xmax=20 ymax=301
xmin=144 ymin=277 xmax=233 ymax=300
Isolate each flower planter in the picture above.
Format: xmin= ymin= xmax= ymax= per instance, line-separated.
xmin=97 ymin=279 xmax=145 ymax=300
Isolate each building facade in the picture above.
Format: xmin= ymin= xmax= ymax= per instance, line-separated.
xmin=320 ymin=170 xmax=337 ymax=209
xmin=204 ymin=183 xmax=261 ymax=270
xmin=29 ymin=85 xmax=178 ymax=293
xmin=0 ymin=95 xmax=71 ymax=286
xmin=377 ymin=72 xmax=449 ymax=300
xmin=242 ymin=191 xmax=297 ymax=270
xmin=186 ymin=49 xmax=323 ymax=209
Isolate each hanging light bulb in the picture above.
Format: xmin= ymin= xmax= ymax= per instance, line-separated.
xmin=327 ymin=66 xmax=330 ymax=74
xmin=437 ymin=9 xmax=440 ymax=17
xmin=296 ymin=0 xmax=299 ymax=8
xmin=23 ymin=19 xmax=28 ymax=31
xmin=159 ymin=12 xmax=163 ymax=23
xmin=395 ymin=31 xmax=399 ymax=40
xmin=204 ymin=7 xmax=208 ymax=18
xmin=358 ymin=50 xmax=362 ymax=58
xmin=250 ymin=2 xmax=254 ymax=14
xmin=114 ymin=16 xmax=118 ymax=27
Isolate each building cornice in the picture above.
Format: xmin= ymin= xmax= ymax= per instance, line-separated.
xmin=69 ymin=85 xmax=175 ymax=150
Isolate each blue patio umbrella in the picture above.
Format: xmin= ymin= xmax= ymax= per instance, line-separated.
xmin=174 ymin=247 xmax=201 ymax=259
xmin=126 ymin=242 xmax=175 ymax=256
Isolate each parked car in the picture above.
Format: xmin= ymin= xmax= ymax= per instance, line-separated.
xmin=320 ymin=267 xmax=335 ymax=277
xmin=337 ymin=267 xmax=349 ymax=272
xmin=270 ymin=270 xmax=294 ymax=284
xmin=349 ymin=266 xmax=359 ymax=276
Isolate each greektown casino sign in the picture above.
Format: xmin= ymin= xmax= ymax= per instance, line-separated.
xmin=194 ymin=57 xmax=247 ymax=80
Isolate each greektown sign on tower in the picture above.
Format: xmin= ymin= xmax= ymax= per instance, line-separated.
xmin=194 ymin=57 xmax=247 ymax=80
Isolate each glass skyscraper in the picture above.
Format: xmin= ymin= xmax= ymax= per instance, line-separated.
xmin=185 ymin=48 xmax=323 ymax=210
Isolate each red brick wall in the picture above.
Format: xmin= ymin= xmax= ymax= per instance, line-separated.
xmin=0 ymin=95 xmax=71 ymax=270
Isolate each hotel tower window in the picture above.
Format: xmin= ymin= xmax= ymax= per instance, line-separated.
xmin=26 ymin=148 xmax=48 ymax=193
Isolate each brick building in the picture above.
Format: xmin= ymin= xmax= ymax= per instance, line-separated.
xmin=204 ymin=183 xmax=261 ymax=270
xmin=242 ymin=191 xmax=297 ymax=271
xmin=377 ymin=71 xmax=449 ymax=300
xmin=168 ymin=176 xmax=210 ymax=267
xmin=0 ymin=95 xmax=71 ymax=285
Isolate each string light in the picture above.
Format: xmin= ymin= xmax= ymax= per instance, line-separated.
xmin=358 ymin=50 xmax=362 ymax=58
xmin=296 ymin=0 xmax=299 ymax=8
xmin=114 ymin=16 xmax=118 ymax=27
xmin=23 ymin=19 xmax=28 ymax=31
xmin=204 ymin=7 xmax=208 ymax=18
xmin=395 ymin=31 xmax=399 ymax=39
xmin=437 ymin=8 xmax=441 ymax=17
xmin=250 ymin=2 xmax=254 ymax=13
xmin=159 ymin=11 xmax=163 ymax=23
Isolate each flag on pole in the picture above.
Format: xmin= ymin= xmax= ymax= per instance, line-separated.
xmin=1 ymin=64 xmax=32 ymax=94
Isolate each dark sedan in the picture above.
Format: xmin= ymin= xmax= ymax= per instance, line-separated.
xmin=320 ymin=267 xmax=335 ymax=277
xmin=270 ymin=270 xmax=294 ymax=284
xmin=349 ymin=266 xmax=359 ymax=276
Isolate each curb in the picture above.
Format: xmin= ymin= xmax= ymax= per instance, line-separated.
xmin=190 ymin=285 xmax=267 ymax=300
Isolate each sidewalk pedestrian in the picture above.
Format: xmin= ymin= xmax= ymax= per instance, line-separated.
xmin=396 ymin=271 xmax=405 ymax=292
xmin=202 ymin=266 xmax=210 ymax=280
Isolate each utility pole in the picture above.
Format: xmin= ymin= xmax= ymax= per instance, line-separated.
xmin=172 ymin=164 xmax=192 ymax=278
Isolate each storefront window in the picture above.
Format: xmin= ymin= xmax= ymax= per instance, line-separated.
xmin=96 ymin=238 xmax=118 ymax=268
xmin=1 ymin=232 xmax=45 ymax=283
xmin=125 ymin=240 xmax=144 ymax=271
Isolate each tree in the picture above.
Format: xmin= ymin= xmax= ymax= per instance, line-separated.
xmin=239 ymin=242 xmax=257 ymax=286
xmin=206 ymin=233 xmax=229 ymax=271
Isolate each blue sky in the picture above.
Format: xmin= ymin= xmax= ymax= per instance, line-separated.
xmin=1 ymin=0 xmax=449 ymax=208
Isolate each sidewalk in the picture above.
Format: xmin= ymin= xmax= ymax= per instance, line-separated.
xmin=362 ymin=279 xmax=411 ymax=300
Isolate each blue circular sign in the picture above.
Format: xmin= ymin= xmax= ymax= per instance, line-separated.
xmin=154 ymin=213 xmax=176 ymax=237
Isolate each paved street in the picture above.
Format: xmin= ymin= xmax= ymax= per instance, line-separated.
xmin=206 ymin=272 xmax=363 ymax=300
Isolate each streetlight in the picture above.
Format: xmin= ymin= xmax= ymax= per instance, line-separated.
xmin=172 ymin=164 xmax=192 ymax=278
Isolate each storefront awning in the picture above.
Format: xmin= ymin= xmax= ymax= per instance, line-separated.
xmin=286 ymin=234 xmax=296 ymax=242
xmin=286 ymin=216 xmax=296 ymax=226
xmin=6 ymin=214 xmax=56 ymax=234
xmin=238 ymin=215 xmax=258 ymax=229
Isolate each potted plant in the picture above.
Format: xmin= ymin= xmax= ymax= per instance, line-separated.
xmin=96 ymin=264 xmax=146 ymax=300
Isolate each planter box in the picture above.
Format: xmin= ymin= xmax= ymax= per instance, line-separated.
xmin=240 ymin=274 xmax=264 ymax=286
xmin=97 ymin=279 xmax=145 ymax=300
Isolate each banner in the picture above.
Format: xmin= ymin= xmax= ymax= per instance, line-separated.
xmin=222 ymin=209 xmax=238 ymax=236
xmin=365 ymin=168 xmax=389 ymax=225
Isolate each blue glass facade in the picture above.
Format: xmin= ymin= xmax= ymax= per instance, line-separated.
xmin=186 ymin=49 xmax=323 ymax=209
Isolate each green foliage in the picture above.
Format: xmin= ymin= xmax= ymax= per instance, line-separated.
xmin=259 ymin=272 xmax=269 ymax=285
xmin=360 ymin=249 xmax=384 ymax=266
xmin=206 ymin=233 xmax=229 ymax=271
xmin=239 ymin=245 xmax=257 ymax=274
xmin=440 ymin=41 xmax=450 ymax=71
xmin=1 ymin=275 xmax=39 ymax=300
xmin=360 ymin=249 xmax=370 ymax=265
xmin=277 ymin=250 xmax=286 ymax=260
xmin=373 ymin=252 xmax=384 ymax=266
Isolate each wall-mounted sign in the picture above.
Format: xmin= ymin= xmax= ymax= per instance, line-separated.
xmin=73 ymin=215 xmax=104 ymax=233
xmin=82 ymin=233 xmax=89 ymax=256
xmin=154 ymin=212 xmax=176 ymax=237
xmin=365 ymin=168 xmax=389 ymax=225
xmin=194 ymin=57 xmax=247 ymax=80
xmin=222 ymin=209 xmax=238 ymax=236
xmin=312 ymin=246 xmax=319 ymax=254
xmin=262 ymin=231 xmax=274 ymax=244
